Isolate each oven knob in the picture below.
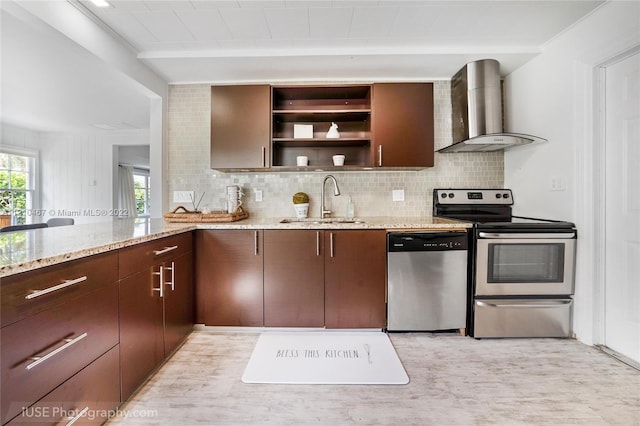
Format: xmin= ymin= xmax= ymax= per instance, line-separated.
xmin=503 ymin=193 xmax=510 ymax=199
xmin=495 ymin=193 xmax=502 ymax=198
xmin=441 ymin=193 xmax=447 ymax=198
xmin=448 ymin=193 xmax=455 ymax=198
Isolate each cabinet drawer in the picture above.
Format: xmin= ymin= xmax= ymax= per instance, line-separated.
xmin=1 ymin=252 xmax=118 ymax=327
xmin=6 ymin=345 xmax=120 ymax=425
xmin=1 ymin=282 xmax=119 ymax=424
xmin=119 ymin=232 xmax=193 ymax=279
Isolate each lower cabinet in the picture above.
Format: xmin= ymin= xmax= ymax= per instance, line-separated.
xmin=118 ymin=233 xmax=194 ymax=401
xmin=324 ymin=230 xmax=387 ymax=328
xmin=0 ymin=252 xmax=119 ymax=425
xmin=195 ymin=229 xmax=386 ymax=329
xmin=263 ymin=230 xmax=324 ymax=327
xmin=118 ymin=269 xmax=165 ymax=401
xmin=164 ymin=252 xmax=194 ymax=355
xmin=7 ymin=346 xmax=120 ymax=425
xmin=195 ymin=230 xmax=264 ymax=326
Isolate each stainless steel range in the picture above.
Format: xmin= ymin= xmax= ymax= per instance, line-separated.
xmin=433 ymin=189 xmax=577 ymax=338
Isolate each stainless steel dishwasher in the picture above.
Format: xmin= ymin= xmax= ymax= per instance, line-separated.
xmin=387 ymin=232 xmax=468 ymax=331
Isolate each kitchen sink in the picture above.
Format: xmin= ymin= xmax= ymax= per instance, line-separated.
xmin=280 ymin=218 xmax=366 ymax=224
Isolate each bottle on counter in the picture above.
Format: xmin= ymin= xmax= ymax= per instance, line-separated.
xmin=346 ymin=195 xmax=355 ymax=219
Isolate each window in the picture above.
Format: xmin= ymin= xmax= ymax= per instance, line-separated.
xmin=0 ymin=150 xmax=37 ymax=225
xmin=133 ymin=169 xmax=150 ymax=217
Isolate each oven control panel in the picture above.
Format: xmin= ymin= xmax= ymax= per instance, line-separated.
xmin=434 ymin=189 xmax=514 ymax=205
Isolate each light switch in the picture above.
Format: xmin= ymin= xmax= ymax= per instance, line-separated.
xmin=392 ymin=189 xmax=405 ymax=201
xmin=254 ymin=189 xmax=263 ymax=202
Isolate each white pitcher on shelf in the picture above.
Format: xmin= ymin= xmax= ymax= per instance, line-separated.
xmin=326 ymin=122 xmax=340 ymax=139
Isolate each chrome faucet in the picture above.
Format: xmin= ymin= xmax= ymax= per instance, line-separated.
xmin=321 ymin=175 xmax=341 ymax=218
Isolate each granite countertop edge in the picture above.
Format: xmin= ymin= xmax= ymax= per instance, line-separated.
xmin=0 ymin=216 xmax=471 ymax=278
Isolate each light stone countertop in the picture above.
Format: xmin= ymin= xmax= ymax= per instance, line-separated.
xmin=0 ymin=216 xmax=470 ymax=278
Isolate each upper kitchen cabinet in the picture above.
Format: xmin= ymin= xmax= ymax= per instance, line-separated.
xmin=210 ymin=83 xmax=434 ymax=171
xmin=372 ymin=83 xmax=434 ymax=168
xmin=210 ymin=85 xmax=271 ymax=170
xmin=271 ymin=85 xmax=372 ymax=168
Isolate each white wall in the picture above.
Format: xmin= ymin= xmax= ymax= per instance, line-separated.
xmin=504 ymin=1 xmax=640 ymax=345
xmin=6 ymin=1 xmax=169 ymax=217
xmin=2 ymin=123 xmax=150 ymax=225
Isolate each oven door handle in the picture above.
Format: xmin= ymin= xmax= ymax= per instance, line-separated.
xmin=476 ymin=300 xmax=572 ymax=308
xmin=477 ymin=232 xmax=576 ymax=239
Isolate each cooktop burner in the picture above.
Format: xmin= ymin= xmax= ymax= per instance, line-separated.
xmin=433 ymin=188 xmax=576 ymax=230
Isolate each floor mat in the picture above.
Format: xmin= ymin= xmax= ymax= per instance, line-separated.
xmin=241 ymin=331 xmax=409 ymax=384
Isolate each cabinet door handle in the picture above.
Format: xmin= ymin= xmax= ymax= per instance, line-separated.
xmin=152 ymin=266 xmax=164 ymax=298
xmin=25 ymin=332 xmax=88 ymax=370
xmin=153 ymin=245 xmax=178 ymax=256
xmin=65 ymin=406 xmax=89 ymax=426
xmin=316 ymin=231 xmax=320 ymax=256
xmin=25 ymin=276 xmax=87 ymax=300
xmin=254 ymin=231 xmax=259 ymax=256
xmin=164 ymin=261 xmax=175 ymax=291
xmin=330 ymin=232 xmax=335 ymax=258
xmin=261 ymin=146 xmax=266 ymax=167
xmin=378 ymin=145 xmax=383 ymax=166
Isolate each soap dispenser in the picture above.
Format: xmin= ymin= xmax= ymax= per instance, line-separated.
xmin=346 ymin=195 xmax=355 ymax=219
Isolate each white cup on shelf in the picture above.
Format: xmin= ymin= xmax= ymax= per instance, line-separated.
xmin=296 ymin=156 xmax=308 ymax=166
xmin=332 ymin=155 xmax=345 ymax=166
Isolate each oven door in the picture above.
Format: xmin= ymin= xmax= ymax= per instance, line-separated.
xmin=475 ymin=232 xmax=576 ymax=296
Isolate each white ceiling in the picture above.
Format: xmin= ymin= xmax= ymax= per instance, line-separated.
xmin=1 ymin=6 xmax=151 ymax=133
xmin=0 ymin=0 xmax=605 ymax=133
xmin=79 ymin=0 xmax=605 ymax=82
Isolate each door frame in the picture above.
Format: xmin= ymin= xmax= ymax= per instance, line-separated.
xmin=591 ymin=46 xmax=640 ymax=347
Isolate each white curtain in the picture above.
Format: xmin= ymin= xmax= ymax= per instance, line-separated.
xmin=118 ymin=165 xmax=137 ymax=218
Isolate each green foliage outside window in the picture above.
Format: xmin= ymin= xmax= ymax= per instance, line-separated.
xmin=0 ymin=153 xmax=32 ymax=225
xmin=133 ymin=173 xmax=150 ymax=216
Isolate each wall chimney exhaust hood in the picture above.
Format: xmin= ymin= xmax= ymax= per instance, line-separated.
xmin=438 ymin=59 xmax=546 ymax=153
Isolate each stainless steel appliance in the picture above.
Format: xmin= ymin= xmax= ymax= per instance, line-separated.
xmin=438 ymin=59 xmax=547 ymax=153
xmin=433 ymin=189 xmax=577 ymax=338
xmin=387 ymin=232 xmax=468 ymax=331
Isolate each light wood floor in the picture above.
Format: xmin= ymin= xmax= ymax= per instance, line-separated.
xmin=108 ymin=331 xmax=640 ymax=425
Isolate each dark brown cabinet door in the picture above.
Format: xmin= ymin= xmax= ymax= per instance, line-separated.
xmin=372 ymin=83 xmax=434 ymax=167
xmin=263 ymin=230 xmax=325 ymax=327
xmin=163 ymin=252 xmax=194 ymax=356
xmin=211 ymin=85 xmax=271 ymax=169
xmin=119 ymin=268 xmax=165 ymax=401
xmin=195 ymin=230 xmax=264 ymax=326
xmin=325 ymin=230 xmax=387 ymax=328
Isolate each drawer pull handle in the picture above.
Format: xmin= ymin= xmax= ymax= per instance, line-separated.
xmin=152 ymin=266 xmax=164 ymax=298
xmin=25 ymin=332 xmax=88 ymax=370
xmin=25 ymin=276 xmax=88 ymax=300
xmin=153 ymin=245 xmax=178 ymax=256
xmin=66 ymin=406 xmax=89 ymax=426
xmin=330 ymin=232 xmax=335 ymax=258
xmin=164 ymin=261 xmax=175 ymax=291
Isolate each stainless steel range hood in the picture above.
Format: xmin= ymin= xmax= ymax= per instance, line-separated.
xmin=438 ymin=59 xmax=546 ymax=153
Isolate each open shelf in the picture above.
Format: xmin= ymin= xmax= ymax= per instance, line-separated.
xmin=271 ymin=85 xmax=372 ymax=167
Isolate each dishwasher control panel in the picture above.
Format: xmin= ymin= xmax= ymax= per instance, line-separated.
xmin=387 ymin=232 xmax=468 ymax=252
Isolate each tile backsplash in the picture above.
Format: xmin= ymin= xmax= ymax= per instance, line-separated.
xmin=168 ymin=82 xmax=503 ymax=218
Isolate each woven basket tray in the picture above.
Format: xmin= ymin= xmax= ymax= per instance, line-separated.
xmin=164 ymin=205 xmax=249 ymax=223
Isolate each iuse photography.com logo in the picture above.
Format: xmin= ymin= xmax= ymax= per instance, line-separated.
xmin=20 ymin=406 xmax=158 ymax=421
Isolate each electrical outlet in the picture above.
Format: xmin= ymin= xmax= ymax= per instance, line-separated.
xmin=254 ymin=189 xmax=263 ymax=202
xmin=550 ymin=177 xmax=566 ymax=191
xmin=173 ymin=190 xmax=194 ymax=203
xmin=392 ymin=189 xmax=405 ymax=202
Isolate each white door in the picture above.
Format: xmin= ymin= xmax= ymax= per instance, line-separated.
xmin=605 ymin=51 xmax=640 ymax=363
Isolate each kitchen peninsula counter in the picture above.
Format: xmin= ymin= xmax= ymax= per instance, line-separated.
xmin=0 ymin=216 xmax=469 ymax=277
